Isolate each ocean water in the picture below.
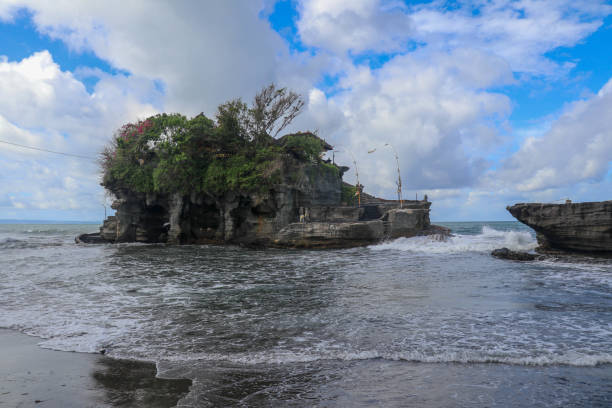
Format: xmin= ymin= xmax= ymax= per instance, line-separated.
xmin=0 ymin=221 xmax=610 ymax=407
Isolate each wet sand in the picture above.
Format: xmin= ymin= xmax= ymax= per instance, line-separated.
xmin=0 ymin=329 xmax=191 ymax=407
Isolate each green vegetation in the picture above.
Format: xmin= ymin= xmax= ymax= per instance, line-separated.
xmin=341 ymin=183 xmax=357 ymax=205
xmin=101 ymin=85 xmax=335 ymax=195
xmin=280 ymin=133 xmax=327 ymax=162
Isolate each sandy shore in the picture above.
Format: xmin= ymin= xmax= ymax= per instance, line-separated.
xmin=0 ymin=329 xmax=191 ymax=408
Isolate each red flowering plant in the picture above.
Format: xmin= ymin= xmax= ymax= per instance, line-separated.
xmin=100 ymin=117 xmax=161 ymax=191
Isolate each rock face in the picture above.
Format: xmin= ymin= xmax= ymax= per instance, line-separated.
xmin=273 ymin=207 xmax=448 ymax=248
xmin=491 ymin=247 xmax=537 ymax=261
xmin=383 ymin=207 xmax=430 ymax=239
xmin=275 ymin=220 xmax=385 ymax=248
xmin=507 ymin=201 xmax=612 ymax=254
xmin=87 ymin=157 xmax=441 ymax=248
xmin=75 ymin=233 xmax=107 ymax=244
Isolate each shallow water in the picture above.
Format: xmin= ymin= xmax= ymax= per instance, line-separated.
xmin=0 ymin=221 xmax=610 ymax=406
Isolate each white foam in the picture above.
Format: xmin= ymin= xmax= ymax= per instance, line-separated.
xmin=371 ymin=226 xmax=537 ymax=254
xmin=0 ymin=237 xmax=22 ymax=244
xmin=2 ymin=222 xmax=608 ymax=377
xmin=156 ymin=348 xmax=612 ymax=367
xmin=5 ymin=318 xmax=608 ymax=368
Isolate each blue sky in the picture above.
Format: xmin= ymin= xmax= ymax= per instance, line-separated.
xmin=0 ymin=0 xmax=611 ymax=222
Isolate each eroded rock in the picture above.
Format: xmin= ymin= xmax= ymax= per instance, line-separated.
xmin=491 ymin=247 xmax=537 ymax=261
xmin=274 ymin=220 xmax=385 ymax=248
xmin=89 ymin=158 xmax=440 ymax=248
xmin=507 ymin=201 xmax=612 ymax=254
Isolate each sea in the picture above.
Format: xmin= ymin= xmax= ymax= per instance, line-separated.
xmin=0 ymin=221 xmax=610 ymax=407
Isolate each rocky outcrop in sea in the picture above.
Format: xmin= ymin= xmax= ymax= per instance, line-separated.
xmin=79 ymin=157 xmax=446 ymax=248
xmin=507 ymin=200 xmax=612 ymax=255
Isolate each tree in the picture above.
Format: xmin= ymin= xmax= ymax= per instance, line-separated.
xmin=215 ymin=99 xmax=250 ymax=147
xmin=248 ymin=84 xmax=305 ymax=144
xmin=101 ymin=85 xmax=313 ymax=195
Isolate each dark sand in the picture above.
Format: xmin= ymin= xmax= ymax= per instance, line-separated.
xmin=0 ymin=329 xmax=191 ymax=408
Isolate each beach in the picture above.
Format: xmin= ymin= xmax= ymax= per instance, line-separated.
xmin=0 ymin=329 xmax=191 ymax=407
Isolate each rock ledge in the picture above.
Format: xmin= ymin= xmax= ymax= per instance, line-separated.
xmin=507 ymin=201 xmax=612 ymax=255
xmin=491 ymin=247 xmax=537 ymax=261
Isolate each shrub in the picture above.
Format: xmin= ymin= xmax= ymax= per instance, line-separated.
xmin=341 ymin=184 xmax=357 ymax=205
xmin=100 ymin=85 xmax=337 ymax=197
xmin=281 ymin=133 xmax=326 ymax=162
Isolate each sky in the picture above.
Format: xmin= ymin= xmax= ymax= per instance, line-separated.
xmin=0 ymin=0 xmax=611 ymax=222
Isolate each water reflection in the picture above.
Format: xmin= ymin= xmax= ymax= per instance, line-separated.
xmin=92 ymin=357 xmax=191 ymax=407
xmin=164 ymin=359 xmax=612 ymax=407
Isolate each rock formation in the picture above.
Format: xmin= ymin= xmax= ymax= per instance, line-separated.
xmin=82 ymin=99 xmax=446 ymax=248
xmin=491 ymin=247 xmax=537 ymax=261
xmin=82 ymin=162 xmax=440 ymax=248
xmin=507 ymin=201 xmax=612 ymax=254
xmin=79 ymin=156 xmax=444 ymax=248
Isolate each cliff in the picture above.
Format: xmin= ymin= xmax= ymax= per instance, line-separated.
xmin=87 ymin=156 xmax=441 ymax=248
xmin=79 ymin=90 xmax=445 ymax=248
xmin=507 ymin=201 xmax=612 ymax=254
xmin=96 ymin=155 xmax=346 ymax=246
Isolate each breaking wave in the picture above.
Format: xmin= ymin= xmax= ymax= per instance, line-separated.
xmin=371 ymin=226 xmax=537 ymax=254
xmin=0 ymin=236 xmax=65 ymax=250
xmin=157 ymin=348 xmax=612 ymax=368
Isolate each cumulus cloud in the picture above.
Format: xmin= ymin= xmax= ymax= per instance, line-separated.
xmin=1 ymin=0 xmax=304 ymax=115
xmin=0 ymin=51 xmax=157 ymax=219
xmin=297 ymin=0 xmax=412 ymax=54
xmin=305 ymin=48 xmax=512 ymax=198
xmin=493 ymin=77 xmax=612 ymax=192
xmin=409 ymin=0 xmax=611 ymax=76
xmin=0 ymin=0 xmax=310 ymax=219
xmin=296 ymin=0 xmax=610 ymax=76
xmin=0 ymin=51 xmax=158 ymax=154
xmin=292 ymin=0 xmax=611 ymax=207
xmin=1 ymin=0 xmax=610 ymax=220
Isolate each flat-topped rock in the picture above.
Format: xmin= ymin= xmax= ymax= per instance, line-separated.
xmin=273 ymin=208 xmax=447 ymax=249
xmin=383 ymin=208 xmax=430 ymax=239
xmin=75 ymin=233 xmax=107 ymax=244
xmin=507 ymin=201 xmax=612 ymax=254
xmin=275 ymin=220 xmax=385 ymax=248
xmin=491 ymin=247 xmax=537 ymax=261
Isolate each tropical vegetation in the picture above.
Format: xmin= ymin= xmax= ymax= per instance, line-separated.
xmin=100 ymin=85 xmax=333 ymax=195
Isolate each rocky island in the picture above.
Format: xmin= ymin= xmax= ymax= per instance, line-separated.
xmin=507 ymin=200 xmax=612 ymax=255
xmin=79 ymin=85 xmax=446 ymax=248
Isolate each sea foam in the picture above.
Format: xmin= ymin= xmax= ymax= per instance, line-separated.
xmin=371 ymin=226 xmax=537 ymax=254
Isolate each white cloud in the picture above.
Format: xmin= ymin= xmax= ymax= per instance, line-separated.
xmin=3 ymin=0 xmax=303 ymax=115
xmin=297 ymin=0 xmax=611 ymax=76
xmin=0 ymin=51 xmax=158 ymax=219
xmin=307 ymin=48 xmax=512 ymax=198
xmin=0 ymin=0 xmax=20 ymax=21
xmin=297 ymin=0 xmax=412 ymax=54
xmin=0 ymin=51 xmax=158 ymax=155
xmin=293 ymin=0 xmax=611 ymax=205
xmin=1 ymin=0 xmax=610 ymax=221
xmin=493 ymin=77 xmax=612 ymax=192
xmin=0 ymin=1 xmax=310 ymax=219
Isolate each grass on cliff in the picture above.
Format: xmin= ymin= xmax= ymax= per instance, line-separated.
xmin=100 ymin=86 xmax=337 ymax=196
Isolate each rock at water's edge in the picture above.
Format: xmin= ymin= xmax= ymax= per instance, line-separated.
xmin=75 ymin=233 xmax=107 ymax=244
xmin=491 ymin=247 xmax=536 ymax=261
xmin=274 ymin=220 xmax=385 ymax=248
xmin=507 ymin=201 xmax=612 ymax=254
xmin=85 ymin=156 xmax=440 ymax=248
